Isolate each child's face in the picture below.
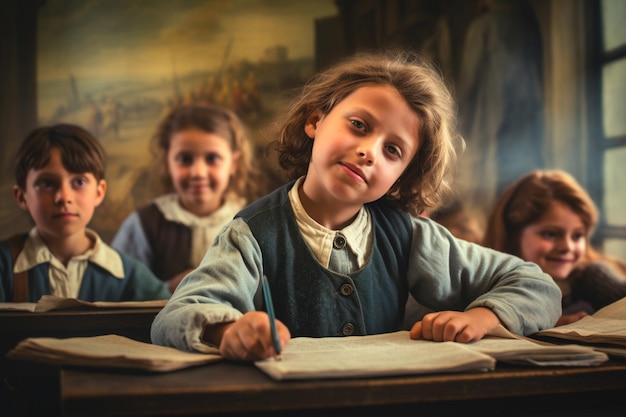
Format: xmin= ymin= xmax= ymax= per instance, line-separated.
xmin=167 ymin=128 xmax=240 ymax=217
xmin=13 ymin=147 xmax=106 ymax=241
xmin=518 ymin=201 xmax=587 ymax=281
xmin=303 ymin=84 xmax=420 ymax=210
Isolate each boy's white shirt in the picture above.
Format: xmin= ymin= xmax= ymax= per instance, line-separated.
xmin=13 ymin=227 xmax=124 ymax=298
xmin=154 ymin=192 xmax=246 ymax=267
xmin=288 ymin=177 xmax=372 ymax=269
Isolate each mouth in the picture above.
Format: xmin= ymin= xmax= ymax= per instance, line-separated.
xmin=188 ymin=183 xmax=211 ymax=192
xmin=339 ymin=162 xmax=367 ymax=184
xmin=54 ymin=213 xmax=78 ymax=220
xmin=545 ymin=257 xmax=576 ymax=265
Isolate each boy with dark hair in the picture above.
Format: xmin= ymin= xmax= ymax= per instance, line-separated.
xmin=0 ymin=123 xmax=170 ymax=302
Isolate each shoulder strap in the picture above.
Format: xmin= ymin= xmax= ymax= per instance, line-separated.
xmin=8 ymin=233 xmax=29 ymax=302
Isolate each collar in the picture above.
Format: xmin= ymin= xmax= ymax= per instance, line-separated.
xmin=288 ymin=177 xmax=371 ymax=267
xmin=14 ymin=227 xmax=125 ymax=278
xmin=154 ymin=192 xmax=246 ymax=228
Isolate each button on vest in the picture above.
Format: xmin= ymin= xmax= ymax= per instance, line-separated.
xmin=339 ymin=283 xmax=354 ymax=296
xmin=341 ymin=322 xmax=355 ymax=336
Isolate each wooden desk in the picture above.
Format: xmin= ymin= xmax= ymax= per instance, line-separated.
xmin=0 ymin=307 xmax=162 ymax=356
xmin=1 ymin=307 xmax=162 ymax=417
xmin=6 ymin=358 xmax=626 ymax=417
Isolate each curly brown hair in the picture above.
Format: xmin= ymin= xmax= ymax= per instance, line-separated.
xmin=483 ymin=169 xmax=598 ymax=256
xmin=265 ymin=49 xmax=461 ymax=217
xmin=150 ymin=103 xmax=263 ymax=202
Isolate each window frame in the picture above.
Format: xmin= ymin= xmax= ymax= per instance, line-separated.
xmin=587 ymin=0 xmax=626 ymax=250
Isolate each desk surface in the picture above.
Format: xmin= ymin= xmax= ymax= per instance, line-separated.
xmin=0 ymin=307 xmax=162 ymax=356
xmin=7 ymin=357 xmax=626 ymax=417
xmin=1 ymin=307 xmax=163 ymax=417
xmin=3 ymin=309 xmax=626 ymax=416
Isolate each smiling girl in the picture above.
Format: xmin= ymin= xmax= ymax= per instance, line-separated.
xmin=151 ymin=50 xmax=561 ymax=361
xmin=112 ymin=104 xmax=263 ymax=293
xmin=483 ymin=169 xmax=626 ymax=325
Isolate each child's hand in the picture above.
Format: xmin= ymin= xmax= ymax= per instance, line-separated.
xmin=409 ymin=307 xmax=500 ymax=343
xmin=556 ymin=311 xmax=588 ymax=326
xmin=218 ymin=311 xmax=291 ymax=361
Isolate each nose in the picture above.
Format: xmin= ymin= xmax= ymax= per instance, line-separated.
xmin=55 ymin=183 xmax=72 ymax=204
xmin=190 ymin=159 xmax=208 ymax=177
xmin=555 ymin=237 xmax=575 ymax=252
xmin=356 ymin=138 xmax=377 ymax=165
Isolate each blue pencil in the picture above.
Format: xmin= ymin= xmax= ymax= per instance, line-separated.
xmin=261 ymin=275 xmax=281 ymax=356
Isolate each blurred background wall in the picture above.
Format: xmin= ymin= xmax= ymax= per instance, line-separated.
xmin=1 ymin=0 xmax=624 ymax=259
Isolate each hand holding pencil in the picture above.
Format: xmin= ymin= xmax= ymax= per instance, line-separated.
xmin=261 ymin=275 xmax=282 ymax=358
xmin=206 ymin=276 xmax=290 ymax=362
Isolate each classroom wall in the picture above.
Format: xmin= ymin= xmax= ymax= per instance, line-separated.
xmin=0 ymin=0 xmax=42 ymax=240
xmin=333 ymin=0 xmax=597 ymax=229
xmin=0 ymin=0 xmax=606 ymax=245
xmin=0 ymin=0 xmax=342 ymax=243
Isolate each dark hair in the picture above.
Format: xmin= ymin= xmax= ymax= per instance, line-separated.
xmin=266 ymin=49 xmax=461 ymax=217
xmin=15 ymin=123 xmax=106 ymax=189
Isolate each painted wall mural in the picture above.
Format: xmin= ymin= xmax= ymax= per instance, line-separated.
xmin=33 ymin=0 xmax=338 ymax=242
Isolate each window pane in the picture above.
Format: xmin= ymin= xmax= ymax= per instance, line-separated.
xmin=602 ymin=0 xmax=626 ymax=51
xmin=602 ymin=58 xmax=626 ymax=138
xmin=604 ymin=239 xmax=626 ymax=261
xmin=604 ymin=147 xmax=626 ymax=226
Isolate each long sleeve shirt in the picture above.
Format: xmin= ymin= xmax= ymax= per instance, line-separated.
xmin=0 ymin=227 xmax=170 ymax=302
xmin=151 ymin=181 xmax=561 ymax=353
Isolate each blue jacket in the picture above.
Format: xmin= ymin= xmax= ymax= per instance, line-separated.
xmin=0 ymin=234 xmax=170 ymax=302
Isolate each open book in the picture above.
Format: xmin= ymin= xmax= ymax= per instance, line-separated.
xmin=0 ymin=295 xmax=167 ymax=312
xmin=8 ymin=326 xmax=606 ymax=377
xmin=254 ymin=327 xmax=608 ymax=380
xmin=534 ymin=296 xmax=626 ymax=358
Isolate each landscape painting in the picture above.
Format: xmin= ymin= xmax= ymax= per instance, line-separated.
xmin=33 ymin=0 xmax=338 ymax=242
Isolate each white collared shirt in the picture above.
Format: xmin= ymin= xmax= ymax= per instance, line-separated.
xmin=154 ymin=192 xmax=246 ymax=267
xmin=13 ymin=227 xmax=124 ymax=298
xmin=288 ymin=177 xmax=372 ymax=269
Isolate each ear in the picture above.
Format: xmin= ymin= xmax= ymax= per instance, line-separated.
xmin=304 ymin=111 xmax=322 ymax=139
xmin=230 ymin=150 xmax=241 ymax=176
xmin=94 ymin=179 xmax=107 ymax=208
xmin=13 ymin=185 xmax=29 ymax=211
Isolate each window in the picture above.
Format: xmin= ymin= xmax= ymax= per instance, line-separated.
xmin=590 ymin=0 xmax=626 ymax=259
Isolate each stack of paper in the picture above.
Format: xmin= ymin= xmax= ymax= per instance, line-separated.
xmin=7 ymin=334 xmax=221 ymax=372
xmin=254 ymin=329 xmax=608 ymax=381
xmin=0 ymin=295 xmax=167 ymax=312
xmin=6 ymin=323 xmax=612 ymax=378
xmin=535 ymin=296 xmax=626 ymax=358
xmin=255 ymin=331 xmax=496 ymax=380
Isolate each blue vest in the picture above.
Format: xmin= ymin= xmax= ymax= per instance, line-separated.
xmin=236 ymin=182 xmax=413 ymax=338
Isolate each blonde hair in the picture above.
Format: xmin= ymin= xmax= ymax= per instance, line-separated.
xmin=266 ymin=49 xmax=461 ymax=217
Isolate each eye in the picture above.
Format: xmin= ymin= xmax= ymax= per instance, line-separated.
xmin=35 ymin=178 xmax=56 ymax=190
xmin=385 ymin=144 xmax=402 ymax=160
xmin=72 ymin=177 xmax=88 ymax=188
xmin=539 ymin=230 xmax=557 ymax=239
xmin=175 ymin=153 xmax=194 ymax=166
xmin=350 ymin=119 xmax=366 ymax=131
xmin=205 ymin=153 xmax=221 ymax=165
xmin=572 ymin=232 xmax=586 ymax=241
